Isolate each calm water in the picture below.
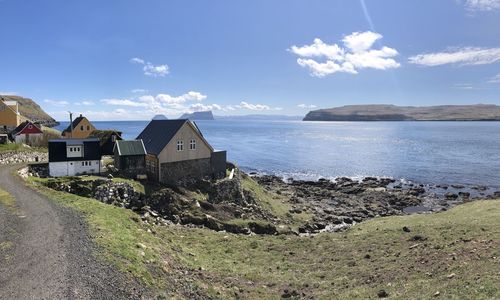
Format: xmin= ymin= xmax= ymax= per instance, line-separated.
xmin=56 ymin=120 xmax=500 ymax=188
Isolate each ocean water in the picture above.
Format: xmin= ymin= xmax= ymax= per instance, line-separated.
xmin=55 ymin=120 xmax=500 ymax=188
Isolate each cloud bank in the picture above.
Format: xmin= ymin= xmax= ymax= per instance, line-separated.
xmin=408 ymin=47 xmax=500 ymax=66
xmin=464 ymin=0 xmax=500 ymax=11
xmin=289 ymin=31 xmax=400 ymax=77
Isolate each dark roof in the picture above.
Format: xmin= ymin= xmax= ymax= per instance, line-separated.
xmin=90 ymin=130 xmax=122 ymax=146
xmin=62 ymin=115 xmax=87 ymax=134
xmin=136 ymin=119 xmax=187 ymax=155
xmin=115 ymin=140 xmax=147 ymax=156
xmin=48 ymin=138 xmax=101 ymax=162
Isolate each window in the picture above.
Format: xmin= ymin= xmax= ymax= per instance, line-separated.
xmin=82 ymin=162 xmax=85 ymax=166
xmin=28 ymin=125 xmax=33 ymax=129
xmin=70 ymin=147 xmax=73 ymax=152
xmin=189 ymin=139 xmax=196 ymax=150
xmin=81 ymin=125 xmax=84 ymax=131
xmin=111 ymin=135 xmax=116 ymax=142
xmin=176 ymin=140 xmax=184 ymax=151
xmin=87 ymin=125 xmax=90 ymax=130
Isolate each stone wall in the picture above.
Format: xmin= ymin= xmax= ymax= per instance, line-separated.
xmin=0 ymin=151 xmax=48 ymax=165
xmin=160 ymin=157 xmax=212 ymax=185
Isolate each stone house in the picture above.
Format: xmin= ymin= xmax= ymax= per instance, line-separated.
xmin=10 ymin=121 xmax=44 ymax=146
xmin=62 ymin=114 xmax=96 ymax=138
xmin=90 ymin=130 xmax=123 ymax=155
xmin=136 ymin=119 xmax=226 ymax=184
xmin=0 ymin=98 xmax=21 ymax=130
xmin=48 ymin=138 xmax=102 ymax=177
xmin=113 ymin=139 xmax=147 ymax=176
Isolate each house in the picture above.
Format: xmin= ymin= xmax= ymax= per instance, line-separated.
xmin=10 ymin=121 xmax=44 ymax=146
xmin=48 ymin=138 xmax=102 ymax=177
xmin=90 ymin=130 xmax=123 ymax=155
xmin=0 ymin=98 xmax=21 ymax=130
xmin=136 ymin=119 xmax=226 ymax=184
xmin=113 ymin=140 xmax=147 ymax=176
xmin=62 ymin=114 xmax=96 ymax=138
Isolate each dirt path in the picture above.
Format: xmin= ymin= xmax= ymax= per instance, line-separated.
xmin=0 ymin=164 xmax=146 ymax=299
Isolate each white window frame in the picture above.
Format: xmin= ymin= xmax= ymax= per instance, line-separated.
xmin=176 ymin=140 xmax=184 ymax=151
xmin=189 ymin=139 xmax=196 ymax=150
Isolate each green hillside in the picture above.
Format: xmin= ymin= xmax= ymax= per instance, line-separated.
xmin=0 ymin=95 xmax=59 ymax=127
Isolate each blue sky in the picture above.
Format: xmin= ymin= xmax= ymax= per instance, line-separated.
xmin=1 ymin=0 xmax=500 ymax=120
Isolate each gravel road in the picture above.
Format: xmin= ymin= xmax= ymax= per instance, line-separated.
xmin=0 ymin=164 xmax=147 ymax=299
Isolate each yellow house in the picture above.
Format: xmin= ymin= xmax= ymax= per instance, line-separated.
xmin=0 ymin=99 xmax=21 ymax=129
xmin=62 ymin=114 xmax=96 ymax=138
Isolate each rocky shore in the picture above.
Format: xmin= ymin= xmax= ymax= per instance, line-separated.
xmin=22 ymin=159 xmax=499 ymax=235
xmin=254 ymin=175 xmax=500 ymax=234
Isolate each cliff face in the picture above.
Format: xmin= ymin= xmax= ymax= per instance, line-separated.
xmin=303 ymin=104 xmax=500 ymax=121
xmin=0 ymin=95 xmax=59 ymax=127
xmin=180 ymin=110 xmax=214 ymax=120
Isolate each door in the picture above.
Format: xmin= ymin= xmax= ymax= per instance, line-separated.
xmin=67 ymin=162 xmax=76 ymax=176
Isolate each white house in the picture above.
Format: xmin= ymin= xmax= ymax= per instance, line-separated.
xmin=48 ymin=138 xmax=102 ymax=177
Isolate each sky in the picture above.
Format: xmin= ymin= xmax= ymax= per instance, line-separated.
xmin=1 ymin=0 xmax=500 ymax=121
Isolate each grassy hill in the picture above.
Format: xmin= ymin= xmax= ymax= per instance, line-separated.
xmin=304 ymin=104 xmax=500 ymax=121
xmin=27 ymin=175 xmax=500 ymax=299
xmin=0 ymin=95 xmax=59 ymax=127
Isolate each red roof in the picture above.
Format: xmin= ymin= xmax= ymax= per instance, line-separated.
xmin=13 ymin=121 xmax=43 ymax=135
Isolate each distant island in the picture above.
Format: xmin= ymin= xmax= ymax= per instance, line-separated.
xmin=180 ymin=111 xmax=214 ymax=120
xmin=303 ymin=104 xmax=500 ymax=121
xmin=152 ymin=114 xmax=168 ymax=120
xmin=0 ymin=94 xmax=59 ymax=127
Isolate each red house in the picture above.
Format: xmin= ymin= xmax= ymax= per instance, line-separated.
xmin=11 ymin=121 xmax=44 ymax=145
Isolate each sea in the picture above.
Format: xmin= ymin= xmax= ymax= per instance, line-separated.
xmin=55 ymin=120 xmax=500 ymax=189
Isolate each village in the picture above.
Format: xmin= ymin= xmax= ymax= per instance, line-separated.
xmin=1 ymin=97 xmax=227 ymax=185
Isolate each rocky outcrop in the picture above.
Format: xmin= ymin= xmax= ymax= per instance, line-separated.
xmin=93 ymin=181 xmax=140 ymax=208
xmin=0 ymin=151 xmax=48 ymax=165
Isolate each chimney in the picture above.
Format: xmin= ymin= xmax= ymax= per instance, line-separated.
xmin=80 ymin=114 xmax=83 ymax=118
xmin=69 ymin=112 xmax=74 ymax=139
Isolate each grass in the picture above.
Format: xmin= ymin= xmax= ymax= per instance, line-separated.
xmin=0 ymin=143 xmax=47 ymax=153
xmin=240 ymin=173 xmax=313 ymax=226
xmin=26 ymin=175 xmax=500 ymax=299
xmin=0 ymin=188 xmax=17 ymax=214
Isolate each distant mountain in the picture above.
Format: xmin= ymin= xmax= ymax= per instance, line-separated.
xmin=0 ymin=95 xmax=59 ymax=127
xmin=216 ymin=114 xmax=302 ymax=121
xmin=180 ymin=111 xmax=214 ymax=120
xmin=303 ymin=104 xmax=500 ymax=121
xmin=152 ymin=114 xmax=168 ymax=120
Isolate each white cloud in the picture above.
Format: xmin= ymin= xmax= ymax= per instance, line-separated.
xmin=155 ymin=91 xmax=207 ymax=104
xmin=298 ymin=104 xmax=317 ymax=109
xmin=0 ymin=91 xmax=17 ymax=96
xmin=289 ymin=31 xmax=400 ymax=77
xmin=143 ymin=63 xmax=169 ymax=77
xmin=464 ymin=0 xmax=500 ymax=11
xmin=130 ymin=57 xmax=169 ymax=77
xmin=130 ymin=57 xmax=145 ymax=64
xmin=189 ymin=103 xmax=222 ymax=112
xmin=75 ymin=100 xmax=94 ymax=106
xmin=101 ymin=98 xmax=148 ymax=107
xmin=408 ymin=47 xmax=500 ymax=66
xmin=239 ymin=101 xmax=271 ymax=111
xmin=131 ymin=88 xmax=148 ymax=94
xmin=44 ymin=99 xmax=69 ymax=106
xmin=488 ymin=73 xmax=500 ymax=83
xmin=452 ymin=83 xmax=475 ymax=90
